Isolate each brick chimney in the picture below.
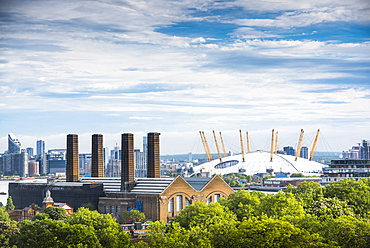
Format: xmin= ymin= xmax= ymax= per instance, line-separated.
xmin=147 ymin=132 xmax=161 ymax=178
xmin=92 ymin=134 xmax=104 ymax=177
xmin=66 ymin=134 xmax=79 ymax=182
xmin=121 ymin=133 xmax=135 ymax=190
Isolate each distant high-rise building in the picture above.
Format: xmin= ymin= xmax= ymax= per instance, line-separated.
xmin=26 ymin=147 xmax=34 ymax=158
xmin=66 ymin=134 xmax=79 ymax=182
xmin=8 ymin=133 xmax=21 ymax=154
xmin=92 ymin=134 xmax=104 ymax=177
xmin=107 ymin=146 xmax=120 ymax=176
xmin=79 ymin=153 xmax=91 ymax=175
xmin=283 ymin=146 xmax=295 ymax=156
xmin=300 ymin=147 xmax=309 ymax=159
xmin=36 ymin=140 xmax=45 ymax=155
xmin=47 ymin=150 xmax=66 ymax=175
xmin=134 ymin=136 xmax=148 ymax=178
xmin=147 ymin=132 xmax=160 ymax=178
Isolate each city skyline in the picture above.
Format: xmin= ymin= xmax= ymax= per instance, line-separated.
xmin=1 ymin=0 xmax=369 ymax=155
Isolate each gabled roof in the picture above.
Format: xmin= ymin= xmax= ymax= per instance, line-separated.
xmin=183 ymin=177 xmax=213 ymax=191
xmin=129 ymin=178 xmax=174 ymax=194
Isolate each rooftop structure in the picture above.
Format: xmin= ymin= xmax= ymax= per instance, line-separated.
xmin=191 ymin=150 xmax=325 ymax=177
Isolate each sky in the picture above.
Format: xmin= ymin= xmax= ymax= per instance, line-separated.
xmin=0 ymin=0 xmax=369 ymax=155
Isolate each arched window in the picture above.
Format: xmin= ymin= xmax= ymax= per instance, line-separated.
xmin=168 ymin=198 xmax=174 ymax=212
xmin=214 ymin=194 xmax=221 ymax=202
xmin=176 ymin=195 xmax=183 ymax=211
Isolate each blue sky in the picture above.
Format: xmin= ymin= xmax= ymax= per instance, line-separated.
xmin=0 ymin=0 xmax=369 ymax=155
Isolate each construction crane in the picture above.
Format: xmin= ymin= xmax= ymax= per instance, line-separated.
xmin=199 ymin=131 xmax=213 ymax=161
xmin=239 ymin=129 xmax=245 ymax=162
xmin=309 ymin=129 xmax=320 ymax=161
xmin=219 ymin=132 xmax=227 ymax=157
xmin=212 ymin=130 xmax=222 ymax=162
xmin=274 ymin=131 xmax=279 ymax=154
xmin=270 ymin=129 xmax=275 ymax=162
xmin=295 ymin=129 xmax=305 ymax=161
xmin=246 ymin=132 xmax=251 ymax=153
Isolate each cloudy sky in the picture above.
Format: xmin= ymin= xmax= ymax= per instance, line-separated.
xmin=1 ymin=0 xmax=369 ymax=155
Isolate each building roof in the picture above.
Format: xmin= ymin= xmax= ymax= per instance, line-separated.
xmin=191 ymin=150 xmax=326 ymax=176
xmin=183 ymin=177 xmax=212 ymax=191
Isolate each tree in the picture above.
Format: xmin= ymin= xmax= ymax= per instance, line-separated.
xmin=121 ymin=209 xmax=146 ymax=223
xmin=32 ymin=212 xmax=50 ymax=221
xmin=41 ymin=206 xmax=67 ymax=220
xmin=10 ymin=218 xmax=101 ymax=248
xmin=285 ymin=181 xmax=323 ymax=209
xmin=219 ymin=189 xmax=263 ymax=221
xmin=319 ymin=215 xmax=370 ymax=248
xmin=66 ymin=207 xmax=131 ymax=248
xmin=306 ymin=197 xmax=354 ymax=220
xmin=147 ymin=221 xmax=212 ymax=248
xmin=323 ymin=178 xmax=370 ymax=216
xmin=255 ymin=191 xmax=306 ymax=219
xmin=0 ymin=220 xmax=19 ymax=247
xmin=290 ymin=173 xmax=305 ymax=177
xmin=5 ymin=196 xmax=15 ymax=210
xmin=231 ymin=217 xmax=335 ymax=248
xmin=0 ymin=206 xmax=10 ymax=221
xmin=173 ymin=202 xmax=237 ymax=229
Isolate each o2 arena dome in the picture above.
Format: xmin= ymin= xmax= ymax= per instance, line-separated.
xmin=191 ymin=129 xmax=326 ymax=177
xmin=191 ymin=150 xmax=325 ymax=177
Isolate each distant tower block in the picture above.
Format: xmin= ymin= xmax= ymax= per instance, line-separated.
xmin=147 ymin=132 xmax=161 ymax=178
xmin=92 ymin=134 xmax=104 ymax=177
xmin=121 ymin=133 xmax=135 ymax=190
xmin=66 ymin=134 xmax=80 ymax=182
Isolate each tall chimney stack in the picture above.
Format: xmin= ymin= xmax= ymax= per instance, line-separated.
xmin=121 ymin=133 xmax=135 ymax=190
xmin=66 ymin=134 xmax=79 ymax=182
xmin=92 ymin=134 xmax=104 ymax=177
xmin=147 ymin=132 xmax=160 ymax=178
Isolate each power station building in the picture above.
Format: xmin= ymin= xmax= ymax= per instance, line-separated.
xmin=9 ymin=132 xmax=234 ymax=222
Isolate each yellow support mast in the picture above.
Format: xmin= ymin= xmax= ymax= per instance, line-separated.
xmin=270 ymin=129 xmax=275 ymax=162
xmin=309 ymin=129 xmax=320 ymax=161
xmin=274 ymin=131 xmax=279 ymax=154
xmin=199 ymin=131 xmax=213 ymax=161
xmin=246 ymin=132 xmax=251 ymax=153
xmin=295 ymin=129 xmax=305 ymax=161
xmin=239 ymin=129 xmax=245 ymax=162
xmin=219 ymin=132 xmax=227 ymax=157
xmin=213 ymin=130 xmax=222 ymax=162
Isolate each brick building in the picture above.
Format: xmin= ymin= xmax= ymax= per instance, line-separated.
xmin=98 ymin=175 xmax=234 ymax=222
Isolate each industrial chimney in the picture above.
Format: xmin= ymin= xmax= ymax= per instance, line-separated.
xmin=121 ymin=133 xmax=135 ymax=190
xmin=66 ymin=134 xmax=80 ymax=182
xmin=92 ymin=134 xmax=104 ymax=177
xmin=147 ymin=132 xmax=161 ymax=178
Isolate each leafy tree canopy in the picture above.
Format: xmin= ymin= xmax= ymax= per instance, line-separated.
xmin=5 ymin=196 xmax=15 ymax=210
xmin=121 ymin=209 xmax=146 ymax=223
xmin=41 ymin=206 xmax=67 ymax=220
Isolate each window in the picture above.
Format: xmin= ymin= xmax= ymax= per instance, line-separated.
xmin=185 ymin=198 xmax=191 ymax=206
xmin=176 ymin=195 xmax=183 ymax=211
xmin=116 ymin=205 xmax=121 ymax=215
xmin=207 ymin=197 xmax=212 ymax=205
xmin=111 ymin=205 xmax=115 ymax=214
xmin=105 ymin=205 xmax=109 ymax=214
xmin=168 ymin=198 xmax=174 ymax=212
xmin=214 ymin=194 xmax=221 ymax=203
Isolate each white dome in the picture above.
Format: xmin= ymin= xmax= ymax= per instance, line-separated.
xmin=192 ymin=151 xmax=325 ymax=176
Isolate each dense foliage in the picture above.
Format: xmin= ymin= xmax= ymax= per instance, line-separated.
xmin=1 ymin=178 xmax=370 ymax=247
xmin=145 ymin=178 xmax=370 ymax=248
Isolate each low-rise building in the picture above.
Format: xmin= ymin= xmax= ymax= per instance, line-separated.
xmin=322 ymin=159 xmax=370 ymax=184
